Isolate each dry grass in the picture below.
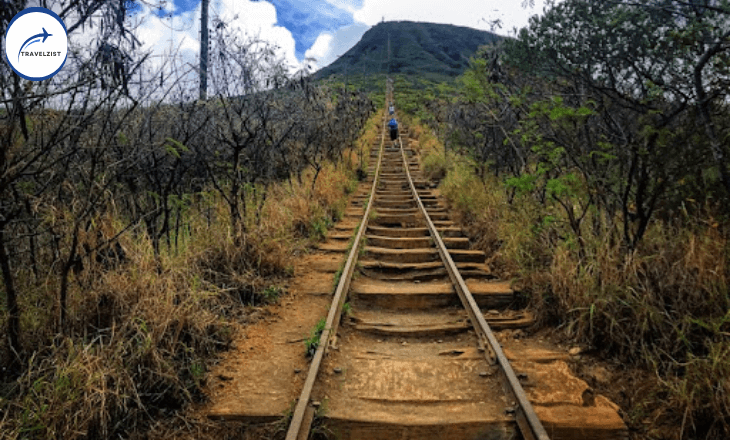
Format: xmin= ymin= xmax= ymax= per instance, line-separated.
xmin=355 ymin=114 xmax=381 ymax=164
xmin=263 ymin=162 xmax=357 ymax=243
xmin=0 ymin=234 xmax=233 ymax=439
xmin=545 ymin=224 xmax=729 ymax=438
xmin=0 ymin=151 xmax=361 ymax=439
xmin=400 ymin=114 xmax=439 ymax=156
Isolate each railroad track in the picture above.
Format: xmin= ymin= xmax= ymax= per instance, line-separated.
xmin=284 ymin=104 xmax=550 ymax=440
xmin=204 ymin=90 xmax=627 ymax=439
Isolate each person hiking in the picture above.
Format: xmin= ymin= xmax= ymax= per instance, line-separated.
xmin=388 ymin=102 xmax=395 ymax=115
xmin=388 ymin=117 xmax=399 ymax=146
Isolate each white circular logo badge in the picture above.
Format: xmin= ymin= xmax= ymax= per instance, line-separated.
xmin=4 ymin=7 xmax=68 ymax=81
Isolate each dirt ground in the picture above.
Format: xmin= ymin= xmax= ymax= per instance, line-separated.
xmin=203 ymin=251 xmax=342 ymax=418
xmin=137 ymin=249 xmax=348 ymax=440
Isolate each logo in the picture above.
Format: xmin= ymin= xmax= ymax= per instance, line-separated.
xmin=4 ymin=7 xmax=68 ymax=81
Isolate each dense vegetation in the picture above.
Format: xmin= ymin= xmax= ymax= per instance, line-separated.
xmin=409 ymin=1 xmax=729 ymax=438
xmin=0 ymin=2 xmax=373 ymax=438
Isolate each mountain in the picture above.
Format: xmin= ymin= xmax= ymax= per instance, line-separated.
xmin=314 ymin=21 xmax=502 ymax=81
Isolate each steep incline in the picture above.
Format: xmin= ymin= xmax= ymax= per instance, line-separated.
xmin=314 ymin=21 xmax=501 ymax=79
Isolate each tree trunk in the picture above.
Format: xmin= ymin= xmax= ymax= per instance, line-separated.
xmin=695 ymin=94 xmax=730 ymax=199
xmin=174 ymin=205 xmax=182 ymax=255
xmin=311 ymin=165 xmax=322 ymax=194
xmin=59 ymin=228 xmax=80 ymax=334
xmin=24 ymin=199 xmax=39 ymax=279
xmin=693 ymin=33 xmax=730 ymax=201
xmin=230 ymin=148 xmax=242 ymax=233
xmin=0 ymin=228 xmax=20 ymax=367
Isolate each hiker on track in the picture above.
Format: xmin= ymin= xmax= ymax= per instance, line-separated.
xmin=388 ymin=117 xmax=399 ymax=146
xmin=389 ymin=102 xmax=395 ymax=115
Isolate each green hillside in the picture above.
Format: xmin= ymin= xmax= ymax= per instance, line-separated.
xmin=314 ymin=21 xmax=502 ymax=81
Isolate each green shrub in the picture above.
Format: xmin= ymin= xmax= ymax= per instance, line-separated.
xmin=304 ymin=318 xmax=327 ymax=358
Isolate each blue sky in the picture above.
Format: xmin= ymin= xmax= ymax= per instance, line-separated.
xmin=173 ymin=0 xmax=200 ymax=14
xmin=130 ymin=0 xmax=554 ymax=74
xmin=160 ymin=0 xmax=366 ymax=60
xmin=273 ymin=0 xmax=358 ymax=59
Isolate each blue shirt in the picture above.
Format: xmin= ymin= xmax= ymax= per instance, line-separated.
xmin=388 ymin=118 xmax=398 ymax=129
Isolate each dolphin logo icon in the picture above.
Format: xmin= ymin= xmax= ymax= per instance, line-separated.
xmin=18 ymin=27 xmax=52 ymax=61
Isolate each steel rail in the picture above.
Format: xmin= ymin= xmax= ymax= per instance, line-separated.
xmin=397 ymin=131 xmax=551 ymax=440
xmin=284 ymin=110 xmax=387 ymax=440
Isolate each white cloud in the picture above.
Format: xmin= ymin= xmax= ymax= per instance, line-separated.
xmin=212 ymin=0 xmax=301 ymax=69
xmin=119 ymin=0 xmax=306 ymax=97
xmin=128 ymin=0 xmax=302 ymax=72
xmin=54 ymin=0 xmax=308 ymax=102
xmin=305 ymin=33 xmax=333 ymax=65
xmin=304 ymin=21 xmax=369 ymax=70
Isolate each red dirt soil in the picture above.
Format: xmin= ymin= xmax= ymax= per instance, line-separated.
xmin=202 ymin=251 xmax=342 ymax=422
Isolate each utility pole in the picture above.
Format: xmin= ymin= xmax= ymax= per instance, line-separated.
xmin=199 ymin=0 xmax=209 ymax=100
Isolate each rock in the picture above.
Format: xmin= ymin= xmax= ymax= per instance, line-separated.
xmin=569 ymin=346 xmax=583 ymax=356
xmin=294 ymin=368 xmax=302 ymax=374
xmin=333 ymin=367 xmax=342 ymax=374
xmin=582 ymin=388 xmax=596 ymax=406
xmin=589 ymin=365 xmax=612 ymax=385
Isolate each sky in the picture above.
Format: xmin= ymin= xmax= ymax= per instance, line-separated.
xmin=129 ymin=0 xmax=556 ymax=75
